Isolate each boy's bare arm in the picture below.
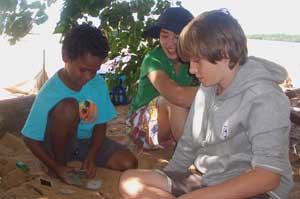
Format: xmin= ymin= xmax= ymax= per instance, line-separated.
xmin=86 ymin=123 xmax=106 ymax=157
xmin=178 ymin=167 xmax=280 ymax=199
xmin=148 ymin=70 xmax=198 ymax=108
xmin=22 ymin=136 xmax=71 ymax=181
xmin=82 ymin=123 xmax=106 ymax=177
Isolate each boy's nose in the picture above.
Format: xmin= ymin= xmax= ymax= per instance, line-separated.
xmin=171 ymin=36 xmax=178 ymax=45
xmin=173 ymin=37 xmax=178 ymax=44
xmin=189 ymin=62 xmax=197 ymax=74
xmin=166 ymin=35 xmax=178 ymax=46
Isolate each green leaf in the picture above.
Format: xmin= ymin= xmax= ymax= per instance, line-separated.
xmin=35 ymin=9 xmax=45 ymax=17
xmin=34 ymin=14 xmax=48 ymax=25
xmin=0 ymin=0 xmax=18 ymax=12
xmin=0 ymin=0 xmax=182 ymax=98
xmin=28 ymin=1 xmax=42 ymax=9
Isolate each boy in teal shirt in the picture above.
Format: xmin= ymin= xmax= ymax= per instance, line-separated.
xmin=22 ymin=24 xmax=137 ymax=184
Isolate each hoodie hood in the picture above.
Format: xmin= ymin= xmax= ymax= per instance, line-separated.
xmin=219 ymin=56 xmax=288 ymax=99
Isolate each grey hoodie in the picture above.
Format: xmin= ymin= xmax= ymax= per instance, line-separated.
xmin=165 ymin=56 xmax=293 ymax=198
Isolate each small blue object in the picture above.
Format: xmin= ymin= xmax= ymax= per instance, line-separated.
xmin=16 ymin=161 xmax=30 ymax=172
xmin=111 ymin=76 xmax=128 ymax=105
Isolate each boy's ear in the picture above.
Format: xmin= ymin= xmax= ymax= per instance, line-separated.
xmin=61 ymin=48 xmax=69 ymax=63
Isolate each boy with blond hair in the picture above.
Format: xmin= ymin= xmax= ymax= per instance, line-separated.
xmin=119 ymin=9 xmax=293 ymax=199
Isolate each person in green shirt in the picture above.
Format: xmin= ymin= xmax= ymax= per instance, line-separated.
xmin=127 ymin=7 xmax=199 ymax=150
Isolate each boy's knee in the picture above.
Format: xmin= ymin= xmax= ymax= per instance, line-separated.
xmin=122 ymin=154 xmax=138 ymax=170
xmin=108 ymin=150 xmax=138 ymax=171
xmin=158 ymin=96 xmax=171 ymax=110
xmin=50 ymin=98 xmax=79 ymax=121
xmin=120 ymin=169 xmax=136 ymax=183
xmin=115 ymin=151 xmax=138 ymax=171
xmin=47 ymin=98 xmax=79 ymax=140
xmin=119 ymin=170 xmax=141 ymax=198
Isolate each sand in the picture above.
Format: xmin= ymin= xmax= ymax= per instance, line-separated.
xmin=0 ymin=105 xmax=174 ymax=199
xmin=0 ymin=105 xmax=299 ymax=199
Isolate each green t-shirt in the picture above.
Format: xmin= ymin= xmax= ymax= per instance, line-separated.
xmin=129 ymin=46 xmax=197 ymax=115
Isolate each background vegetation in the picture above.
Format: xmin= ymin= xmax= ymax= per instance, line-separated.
xmin=0 ymin=0 xmax=182 ymax=99
xmin=247 ymin=34 xmax=300 ymax=43
xmin=1 ymin=0 xmax=299 ymax=99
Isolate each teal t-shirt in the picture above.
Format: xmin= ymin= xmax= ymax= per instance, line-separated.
xmin=129 ymin=47 xmax=196 ymax=114
xmin=22 ymin=71 xmax=116 ymax=141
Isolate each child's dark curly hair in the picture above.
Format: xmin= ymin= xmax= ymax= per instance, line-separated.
xmin=62 ymin=24 xmax=110 ymax=61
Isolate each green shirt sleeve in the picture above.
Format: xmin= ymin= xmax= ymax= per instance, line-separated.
xmin=140 ymin=49 xmax=169 ymax=78
xmin=129 ymin=47 xmax=198 ymax=114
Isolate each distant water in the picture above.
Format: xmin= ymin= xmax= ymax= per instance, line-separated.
xmin=0 ymin=35 xmax=63 ymax=89
xmin=248 ymin=39 xmax=300 ymax=88
xmin=0 ymin=38 xmax=299 ymax=89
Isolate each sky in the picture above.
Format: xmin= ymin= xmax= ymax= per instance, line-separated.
xmin=35 ymin=0 xmax=300 ymax=35
xmin=0 ymin=0 xmax=300 ymax=91
xmin=180 ymin=0 xmax=300 ymax=35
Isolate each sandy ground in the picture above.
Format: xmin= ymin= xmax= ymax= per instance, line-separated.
xmin=0 ymin=105 xmax=174 ymax=199
xmin=0 ymin=105 xmax=299 ymax=199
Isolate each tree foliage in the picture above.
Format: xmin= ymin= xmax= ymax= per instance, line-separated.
xmin=54 ymin=0 xmax=182 ymax=99
xmin=0 ymin=0 xmax=183 ymax=99
xmin=0 ymin=0 xmax=56 ymax=44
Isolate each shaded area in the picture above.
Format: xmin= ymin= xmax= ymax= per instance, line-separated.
xmin=0 ymin=95 xmax=35 ymax=136
xmin=0 ymin=96 xmax=299 ymax=198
